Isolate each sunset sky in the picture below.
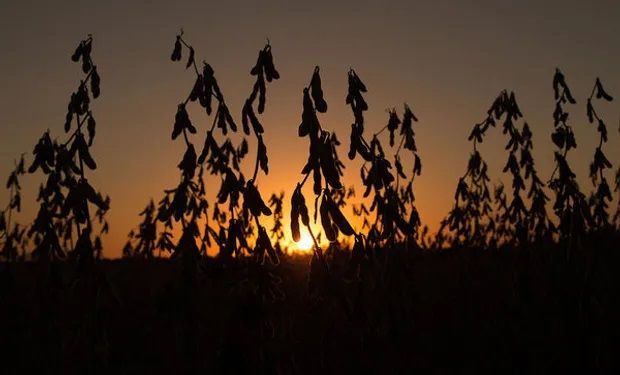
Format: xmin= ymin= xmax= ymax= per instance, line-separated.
xmin=1 ymin=0 xmax=619 ymax=257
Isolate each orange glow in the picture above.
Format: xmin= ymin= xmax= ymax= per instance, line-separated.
xmin=295 ymin=231 xmax=314 ymax=252
xmin=2 ymin=1 xmax=618 ymax=260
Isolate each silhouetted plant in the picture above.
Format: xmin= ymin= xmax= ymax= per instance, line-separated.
xmin=488 ymin=183 xmax=510 ymax=248
xmin=238 ymin=41 xmax=281 ymax=266
xmin=290 ymin=67 xmax=355 ymax=292
xmin=520 ymin=121 xmax=555 ymax=244
xmin=549 ymin=69 xmax=591 ymax=246
xmin=346 ymin=69 xmax=423 ymax=252
xmin=439 ymin=90 xmax=548 ymax=248
xmin=158 ymin=32 xmax=229 ymax=266
xmin=585 ymin=78 xmax=614 ymax=229
xmin=123 ymin=200 xmax=157 ymax=258
xmin=375 ymin=107 xmax=423 ymax=246
xmin=0 ymin=156 xmax=27 ymax=262
xmin=127 ymin=31 xmax=282 ymax=282
xmin=268 ymin=192 xmax=285 ymax=253
xmin=27 ymin=35 xmax=110 ymax=265
xmin=437 ymin=95 xmax=497 ymax=248
xmin=129 ymin=32 xmax=283 ymax=369
xmin=16 ymin=35 xmax=113 ymax=371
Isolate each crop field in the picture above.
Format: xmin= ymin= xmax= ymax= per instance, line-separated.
xmin=2 ymin=27 xmax=620 ymax=374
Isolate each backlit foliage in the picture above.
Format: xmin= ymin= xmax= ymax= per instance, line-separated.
xmin=438 ymin=89 xmax=555 ymax=248
xmin=0 ymin=156 xmax=27 ymax=262
xmin=27 ymin=35 xmax=110 ymax=265
xmin=2 ymin=33 xmax=620 ymax=374
xmin=586 ymin=78 xmax=614 ymax=229
xmin=124 ymin=32 xmax=281 ymax=269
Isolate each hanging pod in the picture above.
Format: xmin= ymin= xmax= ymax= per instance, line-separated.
xmin=75 ymin=133 xmax=97 ymax=170
xmin=290 ymin=185 xmax=309 ymax=242
xmin=413 ymin=154 xmax=422 ymax=176
xmin=197 ymin=131 xmax=218 ymax=164
xmin=256 ymin=225 xmax=279 ymax=264
xmin=595 ymin=78 xmax=613 ymax=101
xmin=318 ymin=132 xmax=342 ymax=189
xmin=28 ymin=132 xmax=55 ymax=174
xmin=241 ymin=101 xmax=252 ymax=135
xmin=257 ymin=70 xmax=266 ymax=114
xmin=319 ymin=193 xmax=338 ymax=242
xmin=178 ymin=143 xmax=197 ymax=180
xmin=324 ymin=192 xmax=354 ymax=236
xmin=172 ymin=104 xmax=196 ymax=140
xmin=190 ymin=75 xmax=204 ymax=102
xmin=202 ymin=64 xmax=217 ymax=114
xmin=185 ymin=46 xmax=195 ymax=69
xmin=257 ymin=135 xmax=269 ymax=174
xmin=387 ymin=109 xmax=400 ymax=147
xmin=86 ymin=114 xmax=96 ymax=146
xmin=215 ymin=102 xmax=236 ymax=134
xmin=394 ymin=155 xmax=406 ymax=179
xmin=310 ymin=66 xmax=328 ymax=113
xmin=90 ymin=66 xmax=100 ymax=98
xmin=243 ymin=180 xmax=272 ymax=217
xmin=217 ymin=169 xmax=239 ymax=204
xmin=290 ymin=190 xmax=301 ymax=242
xmin=250 ymin=48 xmax=265 ymax=76
xmin=71 ymin=42 xmax=83 ymax=62
xmin=263 ymin=44 xmax=280 ymax=82
xmin=242 ymin=100 xmax=264 ymax=135
xmin=171 ymin=35 xmax=182 ymax=61
xmin=299 ymin=88 xmax=320 ymax=138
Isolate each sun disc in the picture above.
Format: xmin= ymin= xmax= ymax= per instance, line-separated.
xmin=296 ymin=232 xmax=314 ymax=252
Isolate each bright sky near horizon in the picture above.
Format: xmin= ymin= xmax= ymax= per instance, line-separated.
xmin=1 ymin=0 xmax=619 ymax=257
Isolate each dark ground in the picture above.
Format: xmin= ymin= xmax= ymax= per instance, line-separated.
xmin=1 ymin=234 xmax=620 ymax=374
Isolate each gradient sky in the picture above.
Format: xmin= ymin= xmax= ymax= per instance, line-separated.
xmin=1 ymin=0 xmax=619 ymax=257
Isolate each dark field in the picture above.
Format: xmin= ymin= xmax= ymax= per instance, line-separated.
xmin=2 ymin=235 xmax=620 ymax=374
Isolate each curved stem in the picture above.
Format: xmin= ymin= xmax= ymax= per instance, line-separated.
xmin=306 ymin=223 xmax=325 ymax=263
xmin=251 ymin=143 xmax=260 ymax=182
xmin=63 ymin=113 xmax=91 ymax=147
xmin=209 ymin=106 xmax=220 ymax=133
xmin=373 ymin=124 xmax=389 ymax=137
xmin=179 ymin=36 xmax=200 ymax=76
xmin=5 ymin=184 xmax=15 ymax=241
xmin=299 ymin=170 xmax=312 ymax=188
xmin=589 ymin=81 xmax=597 ymax=100
xmin=395 ymin=133 xmax=406 ymax=157
xmin=182 ymin=128 xmax=190 ymax=148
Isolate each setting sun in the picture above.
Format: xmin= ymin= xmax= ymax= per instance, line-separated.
xmin=295 ymin=231 xmax=315 ymax=252
xmin=2 ymin=1 xmax=620 ymax=372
